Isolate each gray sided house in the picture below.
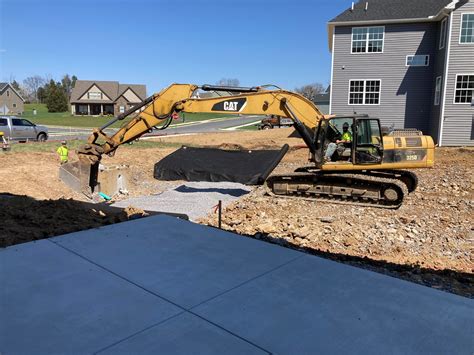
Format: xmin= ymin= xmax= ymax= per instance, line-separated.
xmin=328 ymin=0 xmax=474 ymax=146
xmin=0 ymin=83 xmax=25 ymax=115
xmin=70 ymin=80 xmax=146 ymax=117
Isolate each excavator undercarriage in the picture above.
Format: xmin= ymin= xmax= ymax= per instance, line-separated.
xmin=266 ymin=169 xmax=417 ymax=209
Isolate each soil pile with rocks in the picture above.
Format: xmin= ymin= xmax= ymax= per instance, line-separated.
xmin=201 ymin=147 xmax=474 ymax=297
xmin=0 ymin=194 xmax=147 ymax=248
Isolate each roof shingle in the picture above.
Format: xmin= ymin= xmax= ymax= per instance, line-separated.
xmin=329 ymin=0 xmax=453 ymax=23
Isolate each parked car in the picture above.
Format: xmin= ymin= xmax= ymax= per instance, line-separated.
xmin=258 ymin=115 xmax=293 ymax=130
xmin=0 ymin=116 xmax=48 ymax=142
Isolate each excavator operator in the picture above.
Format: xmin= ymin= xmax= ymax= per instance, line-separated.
xmin=324 ymin=122 xmax=352 ymax=162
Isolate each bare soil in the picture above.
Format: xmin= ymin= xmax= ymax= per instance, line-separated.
xmin=1 ymin=129 xmax=472 ymax=296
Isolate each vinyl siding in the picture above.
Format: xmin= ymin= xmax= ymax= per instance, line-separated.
xmin=442 ymin=0 xmax=474 ymax=146
xmin=331 ymin=23 xmax=437 ymax=134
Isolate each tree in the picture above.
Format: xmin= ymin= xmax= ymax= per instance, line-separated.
xmin=61 ymin=74 xmax=77 ymax=100
xmin=294 ymin=83 xmax=325 ymax=102
xmin=10 ymin=80 xmax=21 ymax=91
xmin=37 ymin=87 xmax=47 ymax=103
xmin=45 ymin=80 xmax=68 ymax=112
xmin=23 ymin=75 xmax=45 ymax=103
xmin=216 ymin=78 xmax=240 ymax=87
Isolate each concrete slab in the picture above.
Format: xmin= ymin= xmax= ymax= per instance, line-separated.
xmin=52 ymin=215 xmax=301 ymax=308
xmin=0 ymin=240 xmax=182 ymax=354
xmin=3 ymin=215 xmax=473 ymax=354
xmin=194 ymin=255 xmax=474 ymax=355
xmin=98 ymin=312 xmax=266 ymax=354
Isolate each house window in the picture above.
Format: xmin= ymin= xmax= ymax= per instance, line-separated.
xmin=6 ymin=90 xmax=10 ymax=97
xmin=351 ymin=26 xmax=384 ymax=53
xmin=434 ymin=76 xmax=442 ymax=106
xmin=13 ymin=103 xmax=17 ymax=108
xmin=77 ymin=104 xmax=88 ymax=114
xmin=119 ymin=106 xmax=125 ymax=113
xmin=460 ymin=13 xmax=474 ymax=43
xmin=349 ymin=80 xmax=381 ymax=105
xmin=439 ymin=18 xmax=447 ymax=49
xmin=406 ymin=55 xmax=430 ymax=66
xmin=87 ymin=92 xmax=102 ymax=99
xmin=454 ymin=74 xmax=474 ymax=103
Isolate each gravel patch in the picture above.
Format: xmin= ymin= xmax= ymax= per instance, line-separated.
xmin=112 ymin=181 xmax=252 ymax=220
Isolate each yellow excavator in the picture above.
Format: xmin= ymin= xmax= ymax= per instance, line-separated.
xmin=60 ymin=83 xmax=434 ymax=208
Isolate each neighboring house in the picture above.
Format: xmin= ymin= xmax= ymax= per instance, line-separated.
xmin=328 ymin=0 xmax=474 ymax=146
xmin=314 ymin=86 xmax=331 ymax=114
xmin=70 ymin=80 xmax=146 ymax=116
xmin=0 ymin=82 xmax=25 ymax=115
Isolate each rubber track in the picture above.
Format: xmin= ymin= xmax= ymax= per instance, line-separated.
xmin=265 ymin=172 xmax=408 ymax=209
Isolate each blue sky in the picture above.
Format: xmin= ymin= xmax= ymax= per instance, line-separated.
xmin=1 ymin=0 xmax=350 ymax=93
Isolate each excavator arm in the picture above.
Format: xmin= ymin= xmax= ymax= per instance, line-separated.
xmin=61 ymin=83 xmax=325 ymax=196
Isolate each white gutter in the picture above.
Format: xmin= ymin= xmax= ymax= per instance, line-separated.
xmin=439 ymin=12 xmax=454 ymax=147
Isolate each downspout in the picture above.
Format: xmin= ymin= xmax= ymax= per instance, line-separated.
xmin=439 ymin=8 xmax=455 ymax=146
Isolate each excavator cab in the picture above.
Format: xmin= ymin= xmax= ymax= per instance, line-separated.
xmin=314 ymin=115 xmax=383 ymax=166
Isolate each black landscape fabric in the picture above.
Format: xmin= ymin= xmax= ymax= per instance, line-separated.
xmin=154 ymin=145 xmax=289 ymax=185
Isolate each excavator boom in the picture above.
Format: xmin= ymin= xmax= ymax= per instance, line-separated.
xmin=60 ymin=83 xmax=325 ymax=196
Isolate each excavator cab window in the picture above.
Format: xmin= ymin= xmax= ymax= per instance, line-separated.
xmin=315 ymin=117 xmax=354 ymax=163
xmin=353 ymin=118 xmax=383 ymax=164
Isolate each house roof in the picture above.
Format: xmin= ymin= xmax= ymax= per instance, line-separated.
xmin=0 ymin=82 xmax=25 ymax=102
xmin=70 ymin=80 xmax=147 ymax=103
xmin=118 ymin=84 xmax=147 ymax=100
xmin=329 ymin=0 xmax=453 ymax=23
xmin=327 ymin=0 xmax=460 ymax=51
xmin=314 ymin=93 xmax=330 ymax=104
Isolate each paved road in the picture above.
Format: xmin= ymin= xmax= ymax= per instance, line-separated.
xmin=47 ymin=115 xmax=261 ymax=141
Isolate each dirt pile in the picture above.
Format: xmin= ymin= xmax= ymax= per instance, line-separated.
xmin=0 ymin=194 xmax=142 ymax=248
xmin=200 ymin=146 xmax=474 ymax=297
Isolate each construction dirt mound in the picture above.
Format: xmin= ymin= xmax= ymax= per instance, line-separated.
xmin=0 ymin=194 xmax=147 ymax=248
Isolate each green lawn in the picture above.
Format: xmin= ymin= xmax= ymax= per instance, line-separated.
xmin=5 ymin=138 xmax=183 ymax=153
xmin=236 ymin=123 xmax=260 ymax=131
xmin=22 ymin=104 xmax=232 ymax=128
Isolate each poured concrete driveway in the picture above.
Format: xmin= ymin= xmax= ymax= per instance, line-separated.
xmin=1 ymin=215 xmax=473 ymax=354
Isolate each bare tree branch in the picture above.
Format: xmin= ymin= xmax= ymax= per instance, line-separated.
xmin=22 ymin=75 xmax=45 ymax=103
xmin=294 ymin=83 xmax=326 ymax=102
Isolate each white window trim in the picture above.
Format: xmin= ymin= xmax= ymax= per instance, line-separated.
xmin=347 ymin=79 xmax=382 ymax=106
xmin=87 ymin=92 xmax=103 ymax=99
xmin=406 ymin=54 xmax=430 ymax=67
xmin=434 ymin=76 xmax=442 ymax=106
xmin=459 ymin=12 xmax=474 ymax=45
xmin=453 ymin=73 xmax=474 ymax=105
xmin=350 ymin=26 xmax=385 ymax=54
xmin=439 ymin=17 xmax=447 ymax=50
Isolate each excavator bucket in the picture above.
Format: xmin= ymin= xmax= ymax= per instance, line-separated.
xmin=59 ymin=160 xmax=99 ymax=198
